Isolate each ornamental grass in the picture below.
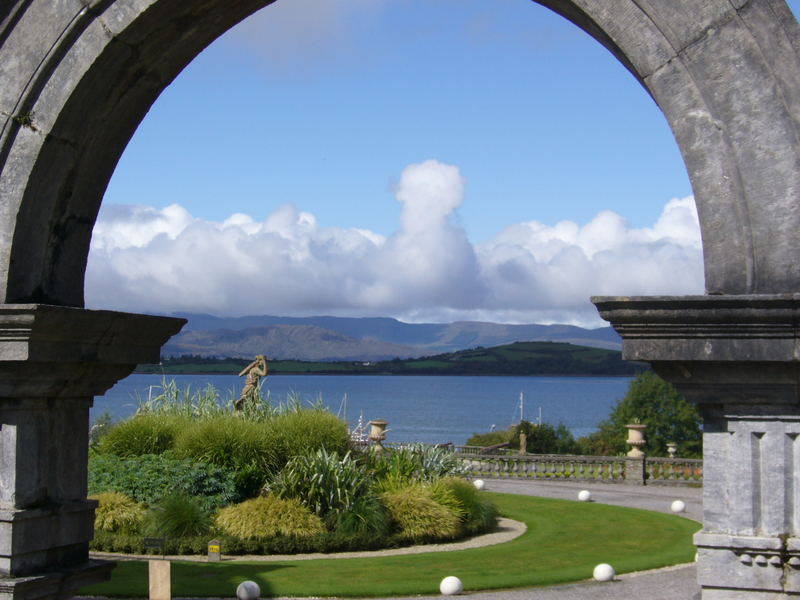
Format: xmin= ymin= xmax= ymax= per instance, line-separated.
xmin=215 ymin=495 xmax=326 ymax=540
xmin=381 ymin=485 xmax=461 ymax=541
xmin=90 ymin=491 xmax=146 ymax=534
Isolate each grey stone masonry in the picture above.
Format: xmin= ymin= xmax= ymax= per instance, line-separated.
xmin=594 ymin=295 xmax=800 ymax=599
xmin=0 ymin=305 xmax=184 ymax=600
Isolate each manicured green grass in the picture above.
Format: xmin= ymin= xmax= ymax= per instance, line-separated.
xmin=81 ymin=492 xmax=698 ymax=598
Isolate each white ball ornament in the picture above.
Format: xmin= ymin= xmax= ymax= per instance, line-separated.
xmin=577 ymin=490 xmax=592 ymax=502
xmin=236 ymin=581 xmax=261 ymax=600
xmin=593 ymin=563 xmax=615 ymax=582
xmin=473 ymin=479 xmax=485 ymax=490
xmin=440 ymin=576 xmax=464 ymax=595
xmin=671 ymin=500 xmax=686 ymax=513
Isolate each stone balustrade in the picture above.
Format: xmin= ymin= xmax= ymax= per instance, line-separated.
xmin=455 ymin=450 xmax=702 ymax=486
xmin=644 ymin=457 xmax=704 ymax=485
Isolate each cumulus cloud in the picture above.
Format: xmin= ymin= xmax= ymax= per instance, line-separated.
xmin=87 ymin=160 xmax=703 ymax=326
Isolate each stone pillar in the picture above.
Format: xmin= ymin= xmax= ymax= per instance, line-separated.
xmin=624 ymin=456 xmax=646 ymax=486
xmin=0 ymin=304 xmax=184 ymax=600
xmin=594 ymin=295 xmax=800 ymax=599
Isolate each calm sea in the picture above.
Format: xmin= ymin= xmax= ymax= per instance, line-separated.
xmin=92 ymin=374 xmax=632 ymax=446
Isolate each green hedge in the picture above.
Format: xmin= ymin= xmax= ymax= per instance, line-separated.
xmin=88 ymin=453 xmax=238 ymax=510
xmin=90 ymin=529 xmax=408 ymax=556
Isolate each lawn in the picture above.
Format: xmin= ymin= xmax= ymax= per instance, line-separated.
xmin=80 ymin=492 xmax=699 ymax=598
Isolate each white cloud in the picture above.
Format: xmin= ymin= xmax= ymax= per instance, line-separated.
xmin=88 ymin=160 xmax=703 ymax=326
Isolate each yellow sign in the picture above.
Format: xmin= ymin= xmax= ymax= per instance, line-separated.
xmin=208 ymin=545 xmax=220 ymax=553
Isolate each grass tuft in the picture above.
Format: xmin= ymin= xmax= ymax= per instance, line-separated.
xmin=215 ymin=495 xmax=326 ymax=540
xmin=381 ymin=484 xmax=461 ymax=541
xmin=90 ymin=491 xmax=146 ymax=534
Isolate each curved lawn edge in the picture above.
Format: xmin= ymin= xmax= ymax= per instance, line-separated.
xmin=92 ymin=517 xmax=527 ymax=563
xmin=80 ymin=492 xmax=700 ymax=598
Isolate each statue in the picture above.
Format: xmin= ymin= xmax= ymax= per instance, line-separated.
xmin=235 ymin=355 xmax=268 ymax=412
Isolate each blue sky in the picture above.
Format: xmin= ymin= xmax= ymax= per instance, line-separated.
xmin=88 ymin=1 xmax=798 ymax=325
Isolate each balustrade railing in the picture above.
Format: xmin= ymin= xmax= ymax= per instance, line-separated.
xmin=461 ymin=453 xmax=627 ymax=482
xmin=355 ymin=441 xmax=702 ymax=486
xmin=455 ymin=450 xmax=702 ymax=486
xmin=644 ymin=457 xmax=703 ymax=484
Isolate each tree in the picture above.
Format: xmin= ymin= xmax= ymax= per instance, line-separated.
xmin=578 ymin=371 xmax=702 ymax=458
xmin=468 ymin=420 xmax=580 ymax=455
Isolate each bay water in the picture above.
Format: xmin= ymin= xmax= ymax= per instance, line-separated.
xmin=93 ymin=374 xmax=632 ymax=445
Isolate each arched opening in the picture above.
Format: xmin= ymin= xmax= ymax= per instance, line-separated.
xmin=90 ymin=0 xmax=699 ymax=327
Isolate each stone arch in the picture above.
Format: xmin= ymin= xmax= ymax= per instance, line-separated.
xmin=1 ymin=1 xmax=800 ymax=308
xmin=4 ymin=2 xmax=800 ymax=599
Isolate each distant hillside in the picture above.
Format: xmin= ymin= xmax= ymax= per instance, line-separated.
xmin=166 ymin=312 xmax=621 ymax=360
xmin=143 ymin=340 xmax=644 ymax=377
xmin=162 ymin=324 xmax=423 ymax=361
xmin=363 ymin=341 xmax=643 ymax=376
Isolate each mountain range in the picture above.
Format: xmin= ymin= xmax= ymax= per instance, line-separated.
xmin=161 ymin=313 xmax=621 ymax=362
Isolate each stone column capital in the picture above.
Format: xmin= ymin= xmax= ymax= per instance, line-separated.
xmin=592 ymin=294 xmax=800 ymax=363
xmin=593 ymin=295 xmax=800 ymax=406
xmin=0 ymin=304 xmax=185 ymax=397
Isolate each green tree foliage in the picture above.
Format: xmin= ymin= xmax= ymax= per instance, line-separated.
xmin=579 ymin=372 xmax=702 ymax=458
xmin=467 ymin=421 xmax=579 ymax=455
xmin=511 ymin=421 xmax=580 ymax=454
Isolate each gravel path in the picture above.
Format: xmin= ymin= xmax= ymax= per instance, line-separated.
xmin=82 ymin=479 xmax=703 ymax=599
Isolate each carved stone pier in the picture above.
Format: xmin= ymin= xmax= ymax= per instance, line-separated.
xmin=0 ymin=305 xmax=184 ymax=600
xmin=595 ymin=295 xmax=800 ymax=599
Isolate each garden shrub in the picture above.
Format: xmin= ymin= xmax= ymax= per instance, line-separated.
xmin=268 ymin=449 xmax=371 ymax=520
xmin=261 ymin=410 xmax=350 ymax=472
xmin=431 ymin=477 xmax=499 ymax=535
xmin=215 ymin=495 xmax=325 ymax=540
xmin=381 ymin=486 xmax=461 ymax=541
xmin=144 ymin=493 xmax=211 ymax=538
xmin=89 ymin=529 xmax=401 ymax=556
xmin=330 ymin=494 xmax=391 ymax=537
xmin=172 ymin=416 xmax=275 ymax=491
xmin=97 ymin=413 xmax=185 ymax=456
xmin=88 ymin=453 xmax=238 ymax=510
xmin=90 ymin=491 xmax=146 ymax=534
xmin=366 ymin=444 xmax=468 ymax=486
xmin=428 ymin=480 xmax=466 ymax=521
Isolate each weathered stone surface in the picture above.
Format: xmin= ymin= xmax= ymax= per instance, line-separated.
xmin=0 ymin=305 xmax=183 ymax=596
xmin=595 ymin=295 xmax=800 ymax=598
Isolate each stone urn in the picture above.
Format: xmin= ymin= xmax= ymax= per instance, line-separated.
xmin=625 ymin=423 xmax=647 ymax=458
xmin=667 ymin=442 xmax=678 ymax=458
xmin=368 ymin=419 xmax=389 ymax=452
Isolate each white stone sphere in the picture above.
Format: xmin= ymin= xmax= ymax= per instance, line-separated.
xmin=593 ymin=563 xmax=615 ymax=582
xmin=577 ymin=490 xmax=592 ymax=502
xmin=236 ymin=580 xmax=261 ymax=600
xmin=671 ymin=500 xmax=686 ymax=513
xmin=473 ymin=479 xmax=485 ymax=490
xmin=440 ymin=576 xmax=463 ymax=595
